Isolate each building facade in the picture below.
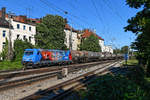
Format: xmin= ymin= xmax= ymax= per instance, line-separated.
xmin=99 ymin=39 xmax=105 ymax=52
xmin=10 ymin=19 xmax=36 ymax=46
xmin=104 ymin=45 xmax=113 ymax=54
xmin=0 ymin=27 xmax=9 ymax=52
xmin=0 ymin=7 xmax=36 ymax=53
xmin=64 ymin=24 xmax=78 ymax=50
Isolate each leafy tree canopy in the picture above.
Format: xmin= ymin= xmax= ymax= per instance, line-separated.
xmin=113 ymin=48 xmax=121 ymax=54
xmin=35 ymin=14 xmax=67 ymax=50
xmin=125 ymin=0 xmax=150 ymax=75
xmin=79 ymin=34 xmax=101 ymax=52
xmin=121 ymin=46 xmax=129 ymax=54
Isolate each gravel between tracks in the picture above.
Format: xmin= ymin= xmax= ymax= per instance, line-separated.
xmin=0 ymin=61 xmax=122 ymax=100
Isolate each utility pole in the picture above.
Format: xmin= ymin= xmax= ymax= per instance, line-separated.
xmin=7 ymin=11 xmax=14 ymax=61
xmin=69 ymin=25 xmax=72 ymax=50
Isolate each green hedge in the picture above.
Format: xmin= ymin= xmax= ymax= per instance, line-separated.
xmin=80 ymin=74 xmax=147 ymax=100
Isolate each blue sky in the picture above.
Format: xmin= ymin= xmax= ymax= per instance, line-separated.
xmin=0 ymin=0 xmax=140 ymax=49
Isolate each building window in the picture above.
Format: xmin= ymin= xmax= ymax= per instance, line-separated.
xmin=29 ymin=27 xmax=31 ymax=31
xmin=17 ymin=24 xmax=20 ymax=29
xmin=29 ymin=36 xmax=31 ymax=42
xmin=17 ymin=34 xmax=20 ymax=39
xmin=23 ymin=35 xmax=26 ymax=40
xmin=23 ymin=25 xmax=26 ymax=30
xmin=3 ymin=30 xmax=6 ymax=37
xmin=2 ymin=42 xmax=6 ymax=49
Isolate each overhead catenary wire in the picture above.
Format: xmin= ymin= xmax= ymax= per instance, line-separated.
xmin=40 ymin=0 xmax=94 ymax=29
xmin=90 ymin=0 xmax=105 ymax=31
xmin=90 ymin=0 xmax=114 ymax=46
xmin=65 ymin=0 xmax=77 ymax=9
xmin=102 ymin=0 xmax=125 ymax=24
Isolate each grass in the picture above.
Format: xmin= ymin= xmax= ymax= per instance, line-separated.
xmin=0 ymin=60 xmax=23 ymax=70
xmin=122 ymin=57 xmax=138 ymax=66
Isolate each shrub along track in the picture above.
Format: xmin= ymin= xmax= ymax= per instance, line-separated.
xmin=0 ymin=60 xmax=118 ymax=92
xmin=21 ymin=61 xmax=122 ymax=100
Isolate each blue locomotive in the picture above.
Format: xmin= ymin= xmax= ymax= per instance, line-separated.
xmin=22 ymin=49 xmax=72 ymax=68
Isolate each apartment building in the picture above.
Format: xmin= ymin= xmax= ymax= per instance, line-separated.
xmin=0 ymin=7 xmax=36 ymax=52
xmin=64 ymin=24 xmax=78 ymax=50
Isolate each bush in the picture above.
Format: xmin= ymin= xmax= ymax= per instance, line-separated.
xmin=80 ymin=74 xmax=147 ymax=100
xmin=126 ymin=66 xmax=145 ymax=85
xmin=0 ymin=38 xmax=8 ymax=60
xmin=14 ymin=39 xmax=34 ymax=61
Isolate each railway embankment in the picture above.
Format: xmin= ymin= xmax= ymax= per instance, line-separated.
xmin=0 ymin=60 xmax=118 ymax=100
xmin=62 ymin=59 xmax=150 ymax=100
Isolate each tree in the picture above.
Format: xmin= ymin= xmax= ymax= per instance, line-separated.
xmin=113 ymin=48 xmax=121 ymax=54
xmin=125 ymin=0 xmax=150 ymax=76
xmin=14 ymin=39 xmax=34 ymax=61
xmin=121 ymin=46 xmax=129 ymax=54
xmin=35 ymin=14 xmax=67 ymax=50
xmin=0 ymin=38 xmax=8 ymax=60
xmin=80 ymin=34 xmax=101 ymax=52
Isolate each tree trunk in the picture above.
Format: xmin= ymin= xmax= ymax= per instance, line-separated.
xmin=146 ymin=59 xmax=150 ymax=77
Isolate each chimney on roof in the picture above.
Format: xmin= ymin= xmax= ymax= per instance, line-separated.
xmin=2 ymin=7 xmax=6 ymax=20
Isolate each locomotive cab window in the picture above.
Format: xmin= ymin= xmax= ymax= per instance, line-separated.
xmin=25 ymin=51 xmax=33 ymax=55
xmin=37 ymin=52 xmax=40 ymax=55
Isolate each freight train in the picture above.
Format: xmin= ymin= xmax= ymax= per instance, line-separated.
xmin=22 ymin=48 xmax=123 ymax=68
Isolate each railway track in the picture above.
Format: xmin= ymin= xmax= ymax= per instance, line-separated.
xmin=21 ymin=61 xmax=122 ymax=100
xmin=0 ymin=60 xmax=116 ymax=92
xmin=0 ymin=60 xmax=113 ymax=80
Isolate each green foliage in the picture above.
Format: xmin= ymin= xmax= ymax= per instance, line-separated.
xmin=14 ymin=39 xmax=34 ymax=61
xmin=125 ymin=0 xmax=150 ymax=76
xmin=126 ymin=0 xmax=150 ymax=9
xmin=122 ymin=58 xmax=138 ymax=66
xmin=0 ymin=60 xmax=22 ymax=70
xmin=127 ymin=66 xmax=145 ymax=84
xmin=81 ymin=75 xmax=147 ymax=100
xmin=79 ymin=34 xmax=101 ymax=52
xmin=127 ymin=66 xmax=150 ymax=98
xmin=35 ymin=14 xmax=67 ymax=49
xmin=113 ymin=48 xmax=121 ymax=54
xmin=0 ymin=38 xmax=8 ymax=60
xmin=121 ymin=46 xmax=129 ymax=54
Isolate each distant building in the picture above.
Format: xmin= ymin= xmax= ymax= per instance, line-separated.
xmin=80 ymin=29 xmax=113 ymax=53
xmin=64 ymin=24 xmax=78 ymax=50
xmin=104 ymin=45 xmax=113 ymax=54
xmin=0 ymin=7 xmax=36 ymax=53
xmin=81 ymin=29 xmax=104 ymax=52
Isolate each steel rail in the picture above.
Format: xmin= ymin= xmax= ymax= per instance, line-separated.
xmin=0 ymin=60 xmax=113 ymax=80
xmin=21 ymin=61 xmax=120 ymax=100
xmin=53 ymin=62 xmax=123 ymax=100
xmin=0 ymin=60 xmax=115 ymax=92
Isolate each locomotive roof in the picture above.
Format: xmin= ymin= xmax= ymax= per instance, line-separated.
xmin=25 ymin=48 xmax=70 ymax=52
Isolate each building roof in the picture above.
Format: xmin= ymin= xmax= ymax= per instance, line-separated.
xmin=28 ymin=18 xmax=41 ymax=24
xmin=65 ymin=24 xmax=79 ymax=33
xmin=82 ymin=29 xmax=104 ymax=41
xmin=0 ymin=8 xmax=40 ymax=25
